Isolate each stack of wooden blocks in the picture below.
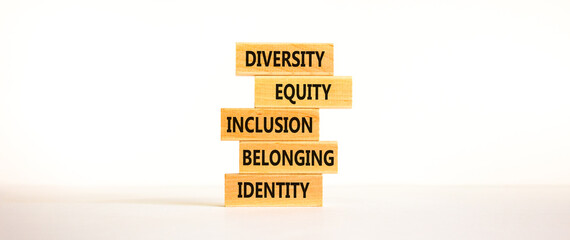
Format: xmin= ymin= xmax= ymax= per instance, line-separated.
xmin=221 ymin=43 xmax=352 ymax=207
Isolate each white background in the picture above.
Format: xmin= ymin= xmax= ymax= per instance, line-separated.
xmin=1 ymin=0 xmax=569 ymax=187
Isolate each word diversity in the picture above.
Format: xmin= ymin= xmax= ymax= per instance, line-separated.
xmin=222 ymin=43 xmax=352 ymax=207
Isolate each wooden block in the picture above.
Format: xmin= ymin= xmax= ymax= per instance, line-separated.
xmin=255 ymin=76 xmax=352 ymax=108
xmin=225 ymin=173 xmax=322 ymax=207
xmin=236 ymin=43 xmax=333 ymax=76
xmin=221 ymin=108 xmax=319 ymax=141
xmin=239 ymin=141 xmax=338 ymax=174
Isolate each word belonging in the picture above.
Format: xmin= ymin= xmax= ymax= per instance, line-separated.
xmin=243 ymin=149 xmax=334 ymax=166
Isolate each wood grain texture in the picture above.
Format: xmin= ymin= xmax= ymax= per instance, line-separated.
xmin=236 ymin=43 xmax=333 ymax=76
xmin=221 ymin=108 xmax=319 ymax=141
xmin=225 ymin=173 xmax=323 ymax=207
xmin=239 ymin=141 xmax=338 ymax=174
xmin=255 ymin=76 xmax=352 ymax=108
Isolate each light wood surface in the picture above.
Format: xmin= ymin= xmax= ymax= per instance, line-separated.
xmin=236 ymin=43 xmax=333 ymax=76
xmin=225 ymin=173 xmax=323 ymax=207
xmin=255 ymin=76 xmax=352 ymax=108
xmin=221 ymin=108 xmax=319 ymax=141
xmin=239 ymin=141 xmax=338 ymax=174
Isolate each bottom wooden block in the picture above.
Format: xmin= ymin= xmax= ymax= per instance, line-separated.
xmin=225 ymin=173 xmax=323 ymax=207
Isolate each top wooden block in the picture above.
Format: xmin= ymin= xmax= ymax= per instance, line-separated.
xmin=236 ymin=43 xmax=334 ymax=76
